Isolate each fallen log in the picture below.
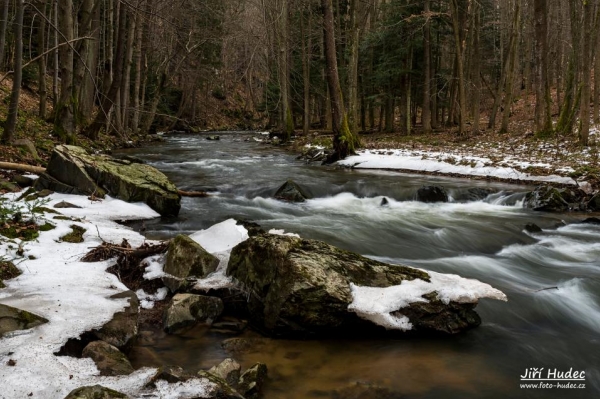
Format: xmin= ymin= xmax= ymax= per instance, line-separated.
xmin=0 ymin=162 xmax=45 ymax=175
xmin=177 ymin=189 xmax=209 ymax=197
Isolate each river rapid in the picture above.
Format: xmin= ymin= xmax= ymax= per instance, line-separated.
xmin=116 ymin=132 xmax=600 ymax=399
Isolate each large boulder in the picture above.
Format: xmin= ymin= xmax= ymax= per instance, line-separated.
xmin=227 ymin=234 xmax=506 ymax=337
xmin=163 ymin=293 xmax=224 ymax=333
xmin=525 ymin=185 xmax=585 ymax=212
xmin=274 ymin=179 xmax=311 ymax=202
xmin=64 ymin=385 xmax=128 ymax=399
xmin=34 ymin=145 xmax=180 ymax=216
xmin=416 ymin=185 xmax=449 ymax=203
xmin=94 ymin=291 xmax=139 ymax=350
xmin=208 ymin=358 xmax=242 ymax=388
xmin=237 ymin=363 xmax=268 ymax=399
xmin=162 ymin=235 xmax=220 ymax=292
xmin=0 ymin=304 xmax=48 ymax=337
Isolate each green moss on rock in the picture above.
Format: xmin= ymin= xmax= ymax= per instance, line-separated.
xmin=60 ymin=225 xmax=86 ymax=243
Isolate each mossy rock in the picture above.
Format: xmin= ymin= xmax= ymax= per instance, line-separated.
xmin=35 ymin=145 xmax=181 ymax=216
xmin=0 ymin=304 xmax=48 ymax=337
xmin=82 ymin=341 xmax=134 ymax=376
xmin=162 ymin=235 xmax=219 ymax=292
xmin=63 ymin=385 xmax=129 ymax=399
xmin=60 ymin=225 xmax=86 ymax=243
xmin=0 ymin=260 xmax=21 ymax=281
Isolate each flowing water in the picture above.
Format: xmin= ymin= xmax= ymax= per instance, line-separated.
xmin=116 ymin=132 xmax=600 ymax=398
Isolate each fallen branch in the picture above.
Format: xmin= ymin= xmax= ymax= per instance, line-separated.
xmin=178 ymin=189 xmax=209 ymax=197
xmin=0 ymin=162 xmax=45 ymax=174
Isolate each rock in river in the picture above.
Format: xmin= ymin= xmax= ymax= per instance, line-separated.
xmin=227 ymin=234 xmax=506 ymax=337
xmin=163 ymin=293 xmax=224 ymax=333
xmin=34 ymin=145 xmax=181 ymax=216
xmin=274 ymin=179 xmax=311 ymax=202
xmin=163 ymin=234 xmax=220 ymax=292
xmin=416 ymin=185 xmax=449 ymax=203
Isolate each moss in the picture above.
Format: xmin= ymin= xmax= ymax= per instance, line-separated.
xmin=0 ymin=225 xmax=39 ymax=240
xmin=32 ymin=206 xmax=61 ymax=215
xmin=60 ymin=225 xmax=86 ymax=243
xmin=38 ymin=222 xmax=56 ymax=231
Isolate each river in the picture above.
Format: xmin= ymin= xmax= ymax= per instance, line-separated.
xmin=116 ymin=132 xmax=600 ymax=399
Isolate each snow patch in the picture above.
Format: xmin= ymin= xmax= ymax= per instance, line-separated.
xmin=348 ymin=269 xmax=507 ymax=331
xmin=268 ymin=228 xmax=300 ymax=238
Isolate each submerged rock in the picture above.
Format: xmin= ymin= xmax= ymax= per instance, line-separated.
xmin=416 ymin=185 xmax=449 ymax=203
xmin=34 ymin=145 xmax=181 ymax=216
xmin=0 ymin=304 xmax=48 ymax=337
xmin=524 ymin=185 xmax=585 ymax=212
xmin=206 ymin=135 xmax=221 ymax=141
xmin=64 ymin=385 xmax=128 ymax=399
xmin=163 ymin=234 xmax=219 ymax=292
xmin=524 ymin=223 xmax=542 ymax=233
xmin=227 ymin=234 xmax=505 ymax=337
xmin=197 ymin=371 xmax=245 ymax=399
xmin=163 ymin=293 xmax=224 ymax=333
xmin=274 ymin=179 xmax=311 ymax=202
xmin=82 ymin=341 xmax=134 ymax=376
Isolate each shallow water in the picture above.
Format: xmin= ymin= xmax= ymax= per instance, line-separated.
xmin=117 ymin=132 xmax=600 ymax=398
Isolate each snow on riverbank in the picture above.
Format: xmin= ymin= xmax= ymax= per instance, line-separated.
xmin=337 ymin=148 xmax=578 ymax=186
xmin=0 ymin=193 xmax=214 ymax=398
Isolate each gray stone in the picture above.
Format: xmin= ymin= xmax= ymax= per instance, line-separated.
xmin=94 ymin=291 xmax=139 ymax=350
xmin=147 ymin=365 xmax=194 ymax=386
xmin=416 ymin=185 xmax=449 ymax=203
xmin=525 ymin=185 xmax=585 ymax=212
xmin=206 ymin=135 xmax=221 ymax=141
xmin=237 ymin=363 xmax=268 ymax=399
xmin=82 ymin=341 xmax=134 ymax=376
xmin=221 ymin=337 xmax=269 ymax=354
xmin=274 ymin=179 xmax=311 ymax=202
xmin=209 ymin=358 xmax=242 ymax=387
xmin=11 ymin=174 xmax=34 ymax=188
xmin=1 ymin=260 xmax=21 ymax=289
xmin=54 ymin=201 xmax=82 ymax=209
xmin=13 ymin=138 xmax=40 ymax=160
xmin=197 ymin=371 xmax=245 ymax=399
xmin=162 ymin=235 xmax=219 ymax=292
xmin=588 ymin=193 xmax=600 ymax=211
xmin=163 ymin=294 xmax=224 ymax=333
xmin=34 ymin=145 xmax=180 ymax=216
xmin=227 ymin=234 xmax=490 ymax=336
xmin=0 ymin=304 xmax=48 ymax=337
xmin=63 ymin=385 xmax=129 ymax=399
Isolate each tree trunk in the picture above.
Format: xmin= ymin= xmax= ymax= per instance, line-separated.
xmin=131 ymin=1 xmax=144 ymax=134
xmin=347 ymin=0 xmax=362 ymax=135
xmin=84 ymin=3 xmax=128 ymax=140
xmin=534 ymin=0 xmax=552 ymax=135
xmin=321 ymin=0 xmax=359 ymax=161
xmin=2 ymin=0 xmax=24 ymax=143
xmin=301 ymin=5 xmax=312 ymax=135
xmin=500 ymin=0 xmax=521 ymax=134
xmin=121 ymin=9 xmax=136 ymax=132
xmin=580 ymin=0 xmax=592 ymax=145
xmin=450 ymin=0 xmax=467 ymax=135
xmin=54 ymin=0 xmax=76 ymax=144
xmin=471 ymin=2 xmax=481 ymax=134
xmin=0 ymin=0 xmax=9 ymax=69
xmin=38 ymin=0 xmax=48 ymax=119
xmin=422 ymin=0 xmax=432 ymax=133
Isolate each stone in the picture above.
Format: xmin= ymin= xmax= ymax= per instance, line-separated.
xmin=273 ymin=179 xmax=311 ymax=202
xmin=524 ymin=185 xmax=585 ymax=212
xmin=524 ymin=223 xmax=542 ymax=233
xmin=11 ymin=174 xmax=34 ymax=188
xmin=237 ymin=363 xmax=267 ymax=399
xmin=54 ymin=201 xmax=82 ymax=209
xmin=209 ymin=358 xmax=242 ymax=387
xmin=34 ymin=145 xmax=180 ymax=216
xmin=13 ymin=139 xmax=40 ymax=160
xmin=0 ymin=180 xmax=20 ymax=193
xmin=63 ymin=385 xmax=129 ymax=399
xmin=588 ymin=193 xmax=600 ymax=211
xmin=147 ymin=366 xmax=194 ymax=386
xmin=0 ymin=304 xmax=48 ymax=337
xmin=464 ymin=187 xmax=497 ymax=202
xmin=1 ymin=260 xmax=21 ymax=288
xmin=227 ymin=234 xmax=501 ymax=337
xmin=416 ymin=185 xmax=449 ymax=203
xmin=579 ymin=217 xmax=600 ymax=225
xmin=206 ymin=135 xmax=221 ymax=141
xmin=94 ymin=291 xmax=139 ymax=350
xmin=380 ymin=197 xmax=389 ymax=206
xmin=197 ymin=371 xmax=245 ymax=399
xmin=82 ymin=341 xmax=134 ymax=376
xmin=163 ymin=294 xmax=224 ymax=333
xmin=221 ymin=337 xmax=269 ymax=354
xmin=162 ymin=235 xmax=219 ymax=292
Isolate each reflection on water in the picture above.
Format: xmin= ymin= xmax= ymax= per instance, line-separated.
xmin=118 ymin=133 xmax=600 ymax=398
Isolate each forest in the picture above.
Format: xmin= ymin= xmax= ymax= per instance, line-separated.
xmin=0 ymin=0 xmax=597 ymax=159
